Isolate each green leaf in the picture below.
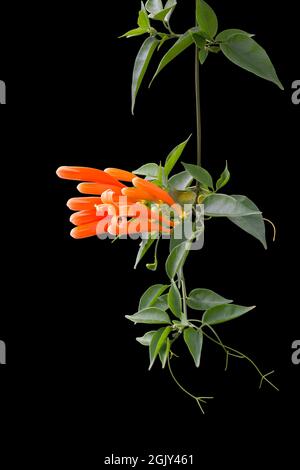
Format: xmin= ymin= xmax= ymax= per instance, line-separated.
xmin=192 ymin=33 xmax=206 ymax=49
xmin=150 ymin=7 xmax=173 ymax=21
xmin=203 ymin=304 xmax=256 ymax=325
xmin=165 ymin=135 xmax=191 ymax=177
xmin=159 ymin=337 xmax=171 ymax=368
xmin=145 ymin=0 xmax=163 ymax=14
xmin=133 ymin=163 xmax=159 ymax=178
xmin=168 ymin=171 xmax=194 ymax=190
xmin=216 ymin=29 xmax=254 ymax=42
xmin=152 ymin=294 xmax=169 ymax=311
xmin=199 ymin=49 xmax=208 ymax=64
xmin=204 ymin=194 xmax=261 ymax=217
xmin=182 ymin=162 xmax=213 ymax=189
xmin=136 ymin=331 xmax=156 ymax=346
xmin=149 ymin=326 xmax=172 ymax=369
xmin=119 ymin=27 xmax=147 ymax=39
xmin=216 ymin=161 xmax=230 ymax=190
xmin=126 ymin=307 xmax=171 ymax=325
xmin=183 ymin=328 xmax=203 ymax=367
xmin=166 ymin=241 xmax=189 ymax=280
xmin=164 ymin=0 xmax=177 ymax=23
xmin=138 ymin=7 xmax=150 ymax=30
xmin=187 ymin=288 xmax=233 ymax=311
xmin=196 ymin=0 xmax=218 ymax=39
xmin=220 ymin=34 xmax=284 ymax=90
xmin=134 ymin=236 xmax=157 ymax=269
xmin=228 ymin=195 xmax=267 ymax=249
xmin=139 ymin=284 xmax=169 ymax=310
xmin=150 ymin=27 xmax=197 ymax=84
xmin=146 ymin=236 xmax=160 ymax=271
xmin=169 ymin=221 xmax=186 ymax=253
xmin=167 ymin=281 xmax=182 ymax=319
xmin=132 ymin=36 xmax=159 ymax=114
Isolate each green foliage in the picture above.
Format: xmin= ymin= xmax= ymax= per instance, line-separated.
xmin=216 ymin=162 xmax=230 ymax=190
xmin=168 ymin=280 xmax=182 ymax=319
xmin=184 ymin=327 xmax=203 ymax=367
xmin=220 ymin=34 xmax=284 ymax=89
xmin=204 ymin=193 xmax=261 ymax=217
xmin=182 ymin=162 xmax=214 ymax=189
xmin=139 ymin=284 xmax=169 ymax=310
xmin=203 ymin=304 xmax=256 ymax=325
xmin=164 ymin=136 xmax=191 ymax=177
xmin=126 ymin=307 xmax=171 ymax=325
xmin=149 ymin=326 xmax=172 ymax=369
xmin=187 ymin=288 xmax=232 ymax=311
xmin=150 ymin=28 xmax=198 ymax=84
xmin=196 ymin=0 xmax=218 ymax=39
xmin=132 ymin=37 xmax=159 ymax=114
xmin=133 ymin=163 xmax=160 ymax=178
xmin=228 ymin=196 xmax=267 ymax=249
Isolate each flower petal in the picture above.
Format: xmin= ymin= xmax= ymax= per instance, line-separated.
xmin=67 ymin=197 xmax=103 ymax=211
xmin=132 ymin=177 xmax=176 ymax=206
xmin=70 ymin=221 xmax=102 ymax=239
xmin=70 ymin=209 xmax=108 ymax=226
xmin=121 ymin=187 xmax=156 ymax=202
xmin=77 ymin=182 xmax=123 ymax=195
xmin=104 ymin=168 xmax=136 ymax=182
xmin=56 ymin=166 xmax=125 ymax=187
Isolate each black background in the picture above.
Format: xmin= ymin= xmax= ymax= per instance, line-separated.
xmin=1 ymin=0 xmax=299 ymax=466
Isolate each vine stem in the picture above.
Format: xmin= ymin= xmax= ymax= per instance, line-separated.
xmin=167 ymin=355 xmax=213 ymax=413
xmin=181 ymin=273 xmax=188 ymax=324
xmin=195 ymin=15 xmax=202 ymax=168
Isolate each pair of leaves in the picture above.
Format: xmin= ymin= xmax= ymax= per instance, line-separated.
xmin=146 ymin=0 xmax=177 ymax=23
xmin=121 ymin=3 xmax=151 ymax=38
xmin=138 ymin=282 xmax=182 ymax=319
xmin=182 ymin=161 xmax=230 ymax=191
xmin=136 ymin=326 xmax=171 ymax=369
xmin=187 ymin=288 xmax=255 ymax=324
xmin=133 ymin=135 xmax=191 ymax=180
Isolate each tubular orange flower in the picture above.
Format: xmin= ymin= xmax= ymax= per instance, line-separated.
xmin=70 ymin=209 xmax=109 ymax=226
xmin=104 ymin=168 xmax=136 ymax=182
xmin=70 ymin=221 xmax=108 ymax=239
xmin=121 ymin=187 xmax=158 ymax=202
xmin=132 ymin=177 xmax=176 ymax=206
xmin=67 ymin=197 xmax=103 ymax=211
xmin=77 ymin=182 xmax=123 ymax=195
xmin=56 ymin=166 xmax=125 ymax=187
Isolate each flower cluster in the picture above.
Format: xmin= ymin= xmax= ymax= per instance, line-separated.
xmin=56 ymin=166 xmax=180 ymax=239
